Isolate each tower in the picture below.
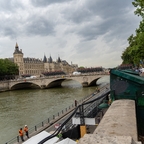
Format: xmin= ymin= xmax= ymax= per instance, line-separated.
xmin=13 ymin=42 xmax=24 ymax=75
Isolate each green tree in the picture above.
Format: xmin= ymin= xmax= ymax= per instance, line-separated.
xmin=78 ymin=66 xmax=85 ymax=69
xmin=132 ymin=0 xmax=144 ymax=18
xmin=0 ymin=59 xmax=19 ymax=76
xmin=121 ymin=0 xmax=144 ymax=66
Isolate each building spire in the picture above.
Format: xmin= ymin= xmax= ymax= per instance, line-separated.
xmin=15 ymin=42 xmax=19 ymax=48
xmin=13 ymin=42 xmax=23 ymax=54
xmin=57 ymin=55 xmax=61 ymax=63
xmin=43 ymin=54 xmax=47 ymax=63
xmin=48 ymin=54 xmax=53 ymax=63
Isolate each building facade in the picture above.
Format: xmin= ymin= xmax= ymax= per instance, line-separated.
xmin=12 ymin=43 xmax=78 ymax=76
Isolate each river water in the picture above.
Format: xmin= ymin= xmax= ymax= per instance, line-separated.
xmin=0 ymin=76 xmax=109 ymax=143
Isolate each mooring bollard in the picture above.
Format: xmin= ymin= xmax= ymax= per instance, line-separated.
xmin=97 ymin=118 xmax=100 ymax=124
xmin=35 ymin=126 xmax=37 ymax=131
xmin=17 ymin=135 xmax=19 ymax=142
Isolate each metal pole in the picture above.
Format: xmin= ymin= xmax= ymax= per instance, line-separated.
xmin=17 ymin=136 xmax=19 ymax=142
xmin=35 ymin=126 xmax=37 ymax=131
xmin=79 ymin=104 xmax=87 ymax=137
xmin=79 ymin=104 xmax=85 ymax=125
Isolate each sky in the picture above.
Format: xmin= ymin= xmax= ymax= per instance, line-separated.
xmin=0 ymin=0 xmax=141 ymax=68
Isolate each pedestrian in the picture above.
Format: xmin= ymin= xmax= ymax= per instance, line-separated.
xmin=96 ymin=87 xmax=100 ymax=92
xmin=97 ymin=87 xmax=100 ymax=92
xmin=75 ymin=99 xmax=77 ymax=107
xmin=24 ymin=125 xmax=29 ymax=138
xmin=19 ymin=128 xmax=24 ymax=142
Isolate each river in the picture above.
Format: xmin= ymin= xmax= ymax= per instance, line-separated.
xmin=0 ymin=76 xmax=109 ymax=143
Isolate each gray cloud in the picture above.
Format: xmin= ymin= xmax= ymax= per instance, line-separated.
xmin=77 ymin=22 xmax=109 ymax=41
xmin=0 ymin=0 xmax=24 ymax=12
xmin=62 ymin=0 xmax=130 ymax=24
xmin=0 ymin=6 xmax=55 ymax=38
xmin=0 ymin=0 xmax=137 ymax=41
xmin=62 ymin=7 xmax=92 ymax=24
xmin=86 ymin=0 xmax=132 ymax=18
xmin=25 ymin=17 xmax=55 ymax=36
xmin=0 ymin=0 xmax=141 ymax=68
xmin=2 ymin=27 xmax=16 ymax=38
xmin=0 ymin=18 xmax=18 ymax=38
xmin=30 ymin=0 xmax=73 ymax=7
xmin=62 ymin=0 xmax=137 ymax=42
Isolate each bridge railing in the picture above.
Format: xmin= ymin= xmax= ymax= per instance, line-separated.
xmin=5 ymin=84 xmax=110 ymax=144
xmin=0 ymin=71 xmax=109 ymax=83
xmin=6 ymin=71 xmax=108 ymax=81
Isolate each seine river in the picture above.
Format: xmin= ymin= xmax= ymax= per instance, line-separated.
xmin=0 ymin=76 xmax=109 ymax=143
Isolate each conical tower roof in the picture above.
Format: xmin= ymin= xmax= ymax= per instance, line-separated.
xmin=43 ymin=54 xmax=47 ymax=63
xmin=57 ymin=56 xmax=61 ymax=63
xmin=48 ymin=55 xmax=53 ymax=63
xmin=13 ymin=42 xmax=23 ymax=54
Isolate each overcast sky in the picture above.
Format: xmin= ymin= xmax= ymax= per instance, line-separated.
xmin=0 ymin=0 xmax=141 ymax=68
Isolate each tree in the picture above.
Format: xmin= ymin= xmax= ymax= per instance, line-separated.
xmin=121 ymin=0 xmax=144 ymax=67
xmin=132 ymin=0 xmax=144 ymax=18
xmin=0 ymin=59 xmax=19 ymax=76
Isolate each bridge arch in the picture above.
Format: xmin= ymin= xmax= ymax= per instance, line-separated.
xmin=10 ymin=82 xmax=41 ymax=90
xmin=45 ymin=77 xmax=88 ymax=88
xmin=45 ymin=76 xmax=102 ymax=88
xmin=46 ymin=77 xmax=90 ymax=88
xmin=88 ymin=77 xmax=101 ymax=86
xmin=46 ymin=79 xmax=66 ymax=88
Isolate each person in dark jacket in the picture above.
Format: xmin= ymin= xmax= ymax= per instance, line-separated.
xmin=24 ymin=125 xmax=29 ymax=138
xmin=19 ymin=128 xmax=24 ymax=142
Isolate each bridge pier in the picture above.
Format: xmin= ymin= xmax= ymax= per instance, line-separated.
xmin=82 ymin=82 xmax=89 ymax=87
xmin=41 ymin=85 xmax=47 ymax=89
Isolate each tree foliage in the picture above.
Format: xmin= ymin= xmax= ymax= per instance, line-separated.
xmin=132 ymin=0 xmax=144 ymax=18
xmin=121 ymin=0 xmax=144 ymax=66
xmin=0 ymin=59 xmax=19 ymax=76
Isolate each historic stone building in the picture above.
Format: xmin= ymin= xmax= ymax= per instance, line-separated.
xmin=43 ymin=55 xmax=77 ymax=74
xmin=12 ymin=43 xmax=78 ymax=76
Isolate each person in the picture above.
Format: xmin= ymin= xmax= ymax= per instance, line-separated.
xmin=75 ymin=99 xmax=77 ymax=107
xmin=19 ymin=128 xmax=24 ymax=142
xmin=96 ymin=87 xmax=100 ymax=92
xmin=24 ymin=125 xmax=29 ymax=138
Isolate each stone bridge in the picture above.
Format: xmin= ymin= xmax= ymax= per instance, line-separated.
xmin=0 ymin=74 xmax=108 ymax=91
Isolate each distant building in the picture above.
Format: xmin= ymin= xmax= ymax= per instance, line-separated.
xmin=11 ymin=43 xmax=78 ymax=76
